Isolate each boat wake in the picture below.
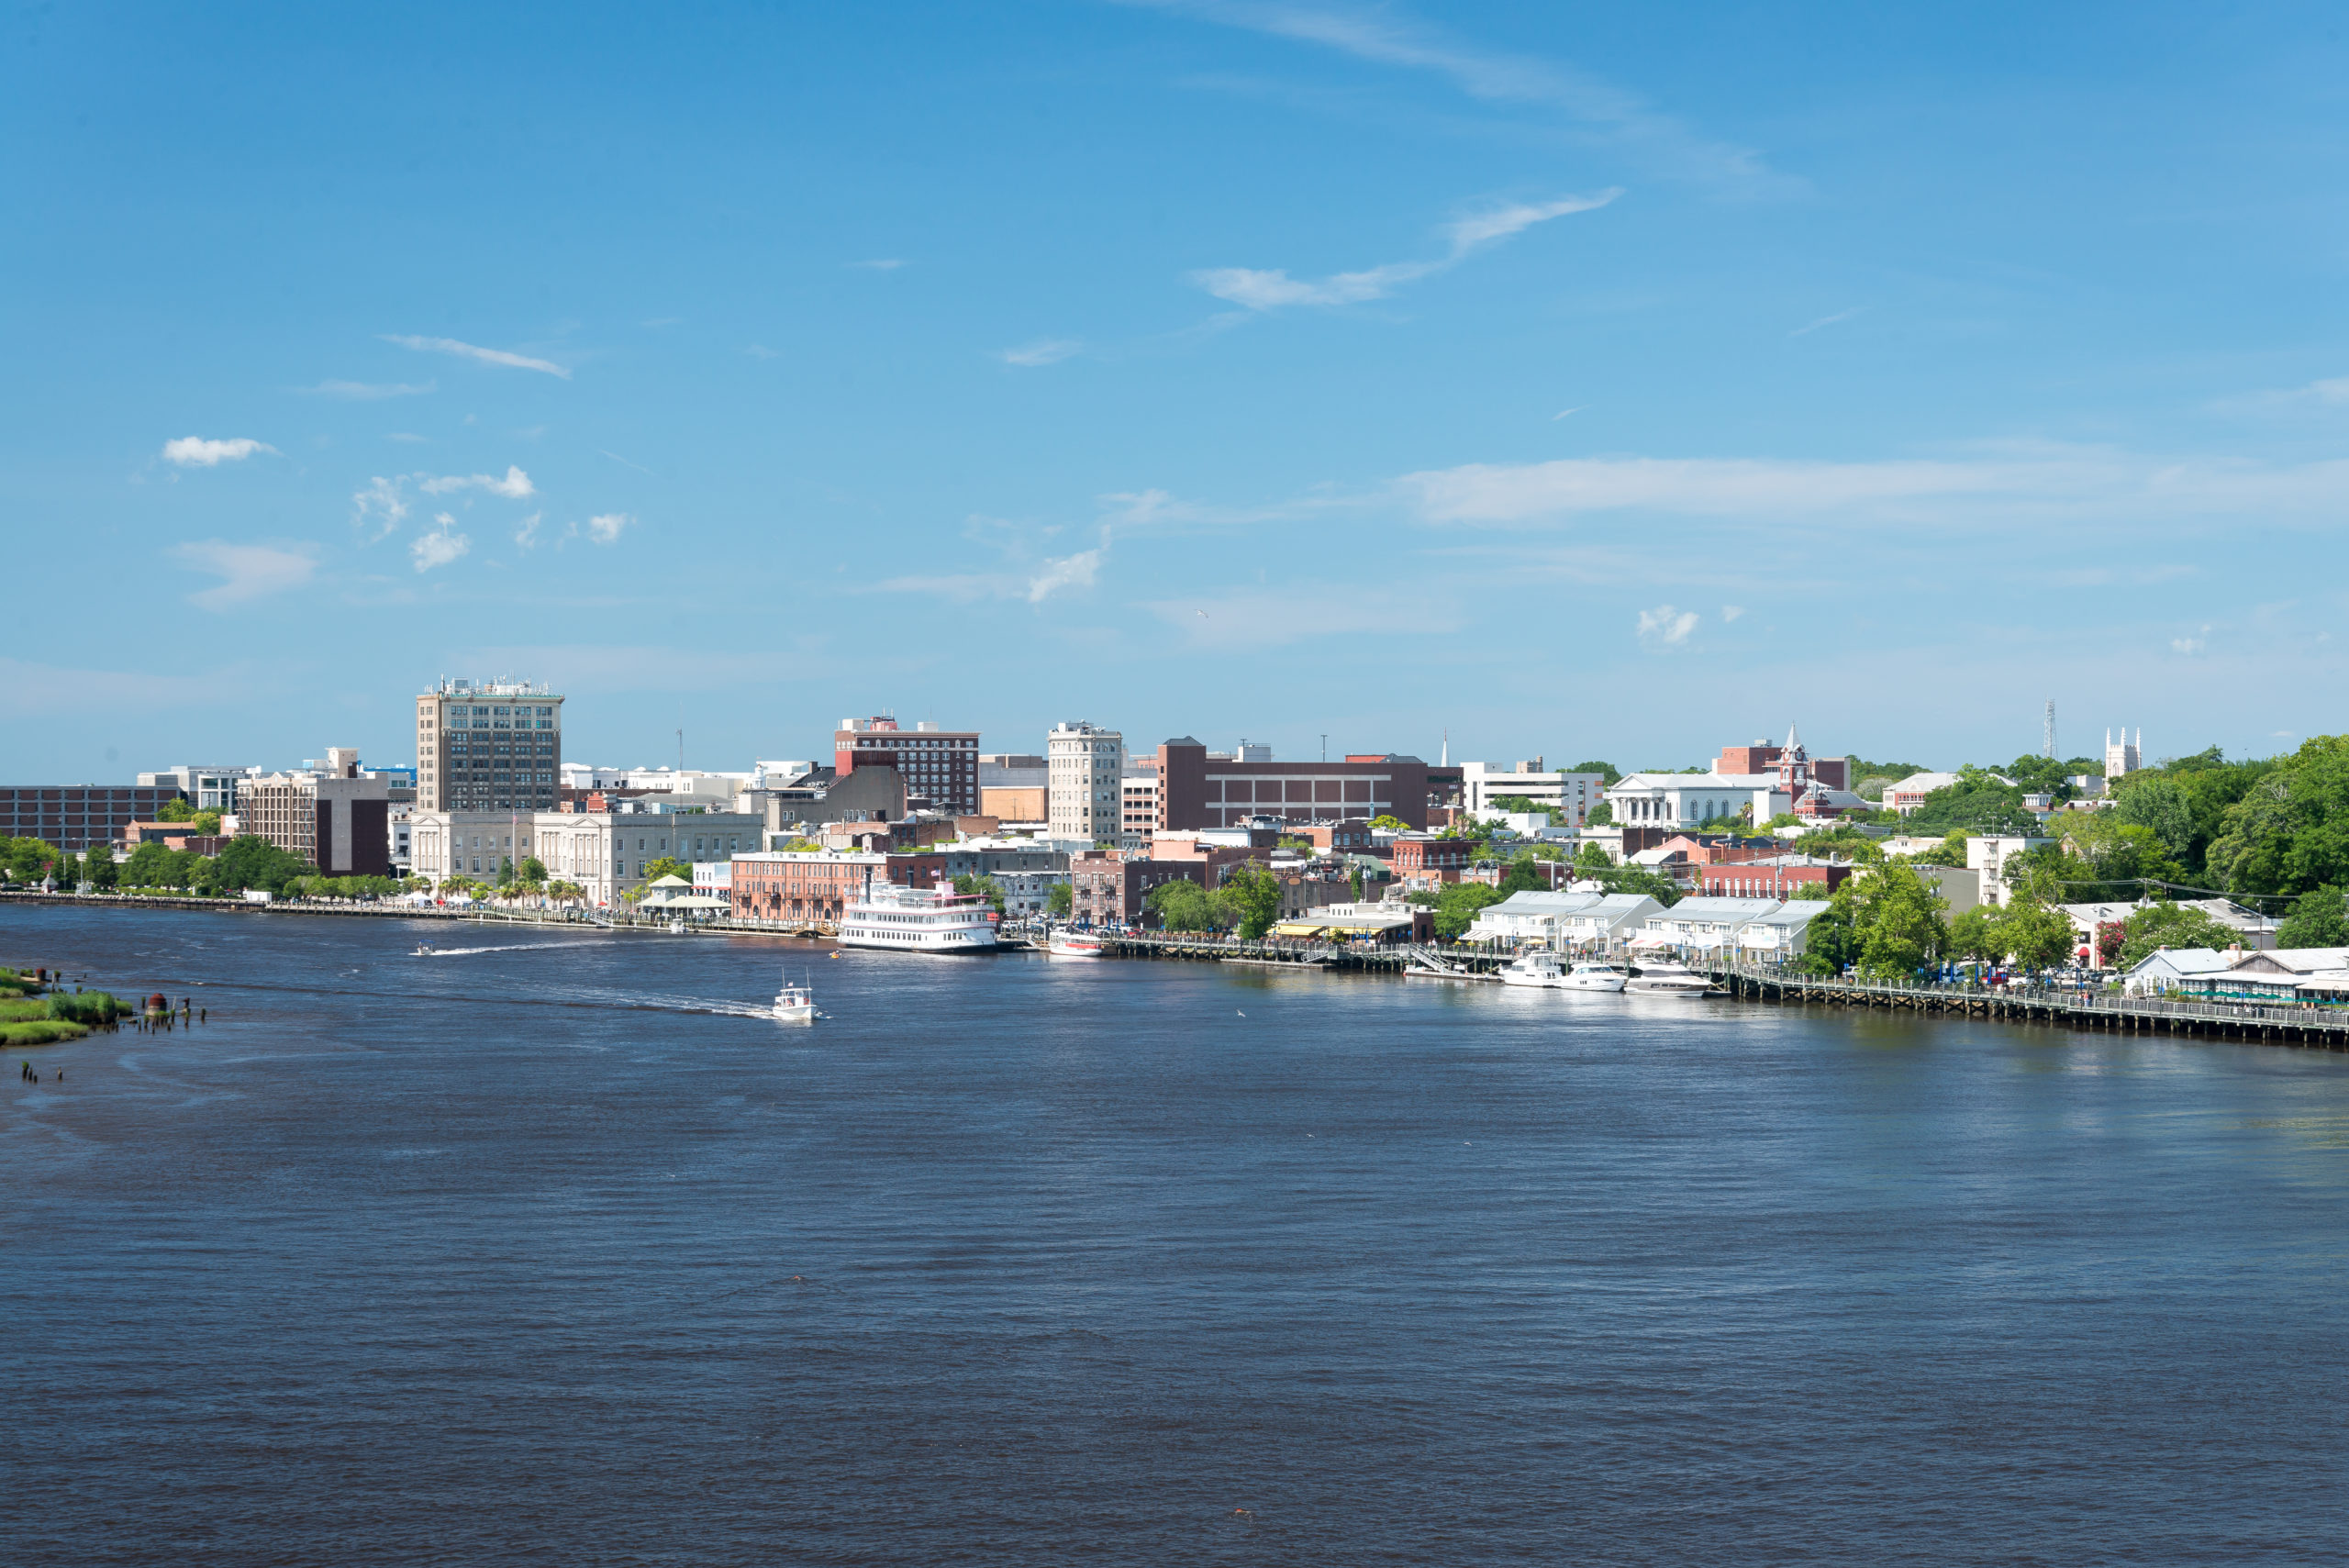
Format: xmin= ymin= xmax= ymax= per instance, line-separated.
xmin=414 ymin=940 xmax=609 ymax=959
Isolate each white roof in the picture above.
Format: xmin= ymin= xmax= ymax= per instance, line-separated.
xmin=1649 ymin=896 xmax=1785 ymax=922
xmin=2236 ymin=946 xmax=2349 ymax=974
xmin=1480 ymin=890 xmax=1604 ymax=916
xmin=2122 ymin=947 xmax=2235 ymax=977
xmin=1558 ymin=894 xmax=1664 ymax=921
xmin=1614 ymin=772 xmax=1777 ymax=791
xmin=1738 ymin=903 xmax=1828 ymax=929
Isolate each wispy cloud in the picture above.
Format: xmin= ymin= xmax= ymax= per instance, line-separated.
xmin=586 ymin=512 xmax=632 ymax=544
xmin=1790 ymin=306 xmax=1865 ymax=338
xmin=2172 ymin=625 xmax=2211 ymax=655
xmin=351 ymin=476 xmax=410 ymax=539
xmin=851 ymin=258 xmax=907 ymax=271
xmin=1553 ymin=406 xmax=1587 ymax=420
xmin=1027 ymin=529 xmax=1109 ymax=602
xmin=381 ymin=334 xmax=572 ymax=379
xmin=173 ymin=540 xmax=318 ymax=609
xmin=1194 ymin=188 xmax=1619 ymax=311
xmin=1398 ymin=447 xmax=2349 ymax=530
xmin=514 ymin=512 xmax=544 ymax=550
xmin=1636 ymin=604 xmax=1699 ymax=647
xmin=2211 ymin=373 xmax=2349 ymax=416
xmin=411 ymin=514 xmax=471 ymax=572
xmin=1145 ymin=583 xmax=1461 ymax=649
xmin=162 ymin=436 xmax=277 ymax=467
xmin=417 ymin=465 xmax=536 ymax=499
xmin=744 ymin=344 xmax=779 ymax=360
xmin=300 ymin=379 xmax=436 ymax=399
xmin=1721 ymin=604 xmax=1745 ymax=622
xmin=1128 ymin=1 xmax=1787 ymax=194
xmin=599 ymin=449 xmax=655 ymax=476
xmin=1001 ymin=339 xmax=1084 ymax=367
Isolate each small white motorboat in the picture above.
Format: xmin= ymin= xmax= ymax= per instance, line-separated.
xmin=773 ymin=978 xmax=817 ymax=1024
xmin=1047 ymin=931 xmax=1106 ymax=958
xmin=1625 ymin=960 xmax=1716 ymax=995
xmin=1499 ymin=951 xmax=1567 ymax=988
xmin=411 ymin=942 xmax=436 ymax=957
xmin=1561 ymin=961 xmax=1629 ymax=993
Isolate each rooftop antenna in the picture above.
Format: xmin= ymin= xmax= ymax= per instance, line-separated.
xmin=2043 ymin=699 xmax=2055 ymax=761
xmin=677 ymin=728 xmax=684 ymax=773
xmin=1321 ymin=733 xmax=1328 ymax=762
xmin=1442 ymin=728 xmax=1449 ymax=767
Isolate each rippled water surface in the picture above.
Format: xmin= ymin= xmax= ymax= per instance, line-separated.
xmin=6 ymin=905 xmax=2347 ymax=1564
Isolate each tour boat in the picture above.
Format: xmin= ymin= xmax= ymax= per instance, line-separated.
xmin=1047 ymin=931 xmax=1106 ymax=959
xmin=835 ymin=880 xmax=1003 ymax=954
xmin=773 ymin=978 xmax=817 ymax=1023
xmin=1562 ymin=962 xmax=1629 ymax=993
xmin=1499 ymin=951 xmax=1568 ymax=988
xmin=1624 ymin=960 xmax=1716 ymax=995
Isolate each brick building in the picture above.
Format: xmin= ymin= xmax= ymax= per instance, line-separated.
xmin=1152 ymin=739 xmax=1430 ymax=832
xmin=1067 ymin=845 xmax=1257 ymax=927
xmin=0 ymin=785 xmax=183 ymax=853
xmin=238 ymin=749 xmax=393 ymax=876
xmin=837 ymin=716 xmax=979 ymax=815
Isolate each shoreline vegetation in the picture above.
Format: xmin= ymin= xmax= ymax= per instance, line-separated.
xmin=1 ymin=968 xmax=131 ymax=1047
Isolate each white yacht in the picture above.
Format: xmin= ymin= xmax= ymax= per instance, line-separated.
xmin=1562 ymin=961 xmax=1628 ymax=993
xmin=772 ymin=977 xmax=817 ymax=1023
xmin=1499 ymin=951 xmax=1568 ymax=988
xmin=836 ymin=881 xmax=1003 ymax=954
xmin=1625 ymin=960 xmax=1716 ymax=995
xmin=1047 ymin=930 xmax=1106 ymax=958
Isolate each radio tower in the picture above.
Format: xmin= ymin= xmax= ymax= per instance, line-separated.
xmin=2043 ymin=699 xmax=2056 ymax=760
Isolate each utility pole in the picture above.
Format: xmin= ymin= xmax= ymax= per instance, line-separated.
xmin=2043 ymin=700 xmax=2056 ymax=761
xmin=1321 ymin=734 xmax=1328 ymax=762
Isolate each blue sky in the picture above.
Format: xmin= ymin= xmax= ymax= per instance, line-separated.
xmin=8 ymin=2 xmax=2347 ymax=778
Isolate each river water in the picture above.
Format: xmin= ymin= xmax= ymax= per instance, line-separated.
xmin=5 ymin=905 xmax=2346 ymax=1564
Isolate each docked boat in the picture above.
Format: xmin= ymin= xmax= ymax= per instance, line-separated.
xmin=1562 ymin=961 xmax=1629 ymax=993
xmin=1625 ymin=960 xmax=1716 ymax=995
xmin=772 ymin=977 xmax=817 ymax=1023
xmin=836 ymin=880 xmax=1003 ymax=954
xmin=1047 ymin=930 xmax=1106 ymax=958
xmin=1499 ymin=951 xmax=1568 ymax=988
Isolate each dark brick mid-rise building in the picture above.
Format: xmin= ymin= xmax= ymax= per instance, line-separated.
xmin=1152 ymin=739 xmax=1429 ymax=832
xmin=836 ymin=716 xmax=980 ymax=816
xmin=0 ymin=785 xmax=180 ymax=852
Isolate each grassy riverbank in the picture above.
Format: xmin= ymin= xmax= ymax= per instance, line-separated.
xmin=1 ymin=969 xmax=127 ymax=1045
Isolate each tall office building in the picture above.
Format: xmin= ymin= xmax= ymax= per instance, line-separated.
xmin=834 ymin=715 xmax=980 ymax=815
xmin=1048 ymin=721 xmax=1125 ymax=844
xmin=417 ymin=678 xmax=564 ymax=813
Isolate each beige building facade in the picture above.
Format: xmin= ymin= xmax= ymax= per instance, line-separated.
xmin=417 ymin=677 xmax=564 ymax=814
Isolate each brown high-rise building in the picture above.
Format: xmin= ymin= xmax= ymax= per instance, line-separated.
xmin=835 ymin=715 xmax=979 ymax=815
xmin=417 ymin=678 xmax=564 ymax=814
xmin=1152 ymin=738 xmax=1429 ymax=832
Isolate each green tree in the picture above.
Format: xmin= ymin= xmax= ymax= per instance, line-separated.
xmin=1582 ymin=802 xmax=1614 ymax=827
xmin=1998 ymin=898 xmax=2080 ymax=968
xmin=2114 ymin=902 xmax=2240 ymax=970
xmin=2274 ymin=884 xmax=2349 ymax=950
xmin=638 ymin=855 xmax=691 ymax=885
xmin=191 ymin=810 xmax=223 ymax=836
xmin=1347 ymin=863 xmax=1364 ymax=901
xmin=1796 ymin=884 xmax=1861 ymax=975
xmin=1497 ymin=854 xmax=1548 ymax=896
xmin=155 ymin=795 xmax=195 ymax=823
xmin=952 ymin=873 xmax=1007 ymax=912
xmin=1413 ymin=881 xmax=1504 ymax=940
xmin=1901 ymin=831 xmax=1969 ymax=869
xmin=1905 ymin=767 xmax=2039 ymax=836
xmin=214 ymin=835 xmax=313 ymax=894
xmin=1145 ymin=877 xmax=1227 ymax=932
xmin=2203 ymin=736 xmax=2349 ymax=896
xmin=1848 ymin=862 xmax=1948 ymax=978
xmin=121 ymin=841 xmax=175 ymax=887
xmin=9 ymin=839 xmax=56 ymax=884
xmin=1947 ymin=904 xmax=2006 ymax=963
xmin=1220 ymin=863 xmax=1285 ymax=940
xmin=83 ymin=846 xmax=119 ymax=891
xmin=2063 ymin=815 xmax=2187 ymax=890
xmin=1046 ymin=881 xmax=1074 ymax=919
xmin=1369 ymin=815 xmax=1411 ymax=832
xmin=518 ymin=856 xmax=549 ymax=886
xmin=1568 ymin=761 xmax=1622 ymax=786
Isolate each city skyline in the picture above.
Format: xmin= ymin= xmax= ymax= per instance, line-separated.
xmin=9 ymin=3 xmax=2346 ymax=774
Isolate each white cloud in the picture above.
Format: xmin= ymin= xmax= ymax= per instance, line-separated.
xmin=2172 ymin=624 xmax=2212 ymax=655
xmin=162 ymin=436 xmax=277 ymax=467
xmin=1398 ymin=447 xmax=2349 ymax=530
xmin=300 ymin=379 xmax=435 ymax=399
xmin=1194 ymin=188 xmax=1619 ymax=311
xmin=852 ymin=258 xmax=907 ymax=271
xmin=173 ymin=540 xmax=318 ymax=609
xmin=386 ymin=431 xmax=428 ymax=443
xmin=1144 ymin=582 xmax=1461 ymax=650
xmin=351 ymin=475 xmax=411 ymax=539
xmin=586 ymin=512 xmax=632 ymax=544
xmin=1636 ymin=604 xmax=1699 ymax=647
xmin=1028 ymin=530 xmax=1110 ymax=602
xmin=514 ymin=512 xmax=544 ymax=550
xmin=1001 ymin=339 xmax=1083 ymax=367
xmin=1790 ymin=306 xmax=1865 ymax=338
xmin=380 ymin=334 xmax=572 ymax=379
xmin=411 ymin=514 xmax=471 ymax=572
xmin=1721 ymin=604 xmax=1745 ymax=622
xmin=1136 ymin=2 xmax=1785 ymax=194
xmin=418 ymin=464 xmax=536 ymax=499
